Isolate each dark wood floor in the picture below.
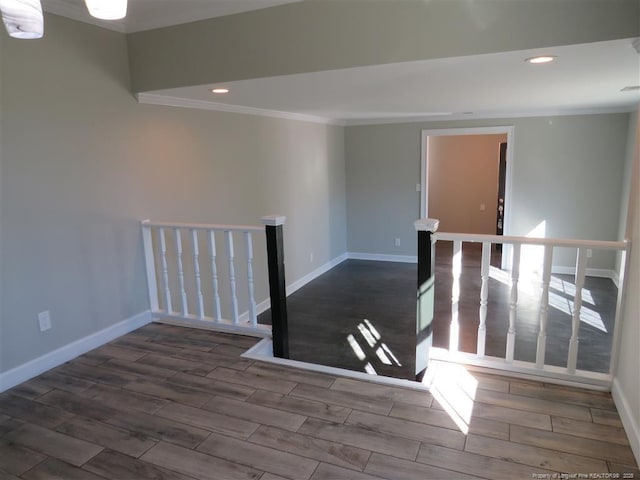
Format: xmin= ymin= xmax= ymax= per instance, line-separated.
xmin=260 ymin=245 xmax=618 ymax=379
xmin=0 ymin=322 xmax=637 ymax=480
xmin=260 ymin=260 xmax=418 ymax=379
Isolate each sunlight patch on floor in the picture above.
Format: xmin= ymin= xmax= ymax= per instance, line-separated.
xmin=347 ymin=334 xmax=367 ymax=361
xmin=548 ymin=291 xmax=607 ymax=332
xmin=488 ymin=267 xmax=605 ymax=332
xmin=346 ymin=319 xmax=403 ymax=375
xmin=422 ymin=361 xmax=477 ymax=434
xmin=550 ymin=275 xmax=596 ymax=305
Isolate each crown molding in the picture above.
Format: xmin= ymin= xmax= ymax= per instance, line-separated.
xmin=343 ymin=104 xmax=639 ymax=126
xmin=137 ymin=93 xmax=636 ymax=128
xmin=136 ymin=93 xmax=345 ymax=126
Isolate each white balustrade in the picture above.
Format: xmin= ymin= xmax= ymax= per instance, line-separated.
xmin=159 ymin=227 xmax=172 ymax=314
xmin=225 ymin=230 xmax=240 ymax=324
xmin=191 ymin=229 xmax=205 ymax=319
xmin=477 ymin=242 xmax=491 ymax=357
xmin=567 ymin=248 xmax=588 ymax=374
xmin=245 ymin=231 xmax=258 ymax=326
xmin=140 ymin=220 xmax=270 ymax=337
xmin=535 ymin=246 xmax=554 ymax=369
xmin=208 ymin=231 xmax=222 ymax=322
xmin=174 ymin=228 xmax=188 ymax=316
xmin=449 ymin=240 xmax=462 ymax=352
xmin=431 ymin=229 xmax=629 ymax=388
xmin=506 ymin=243 xmax=520 ymax=363
xmin=141 ymin=221 xmax=159 ymax=312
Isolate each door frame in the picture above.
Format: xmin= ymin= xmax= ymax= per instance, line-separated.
xmin=420 ymin=126 xmax=515 ymax=267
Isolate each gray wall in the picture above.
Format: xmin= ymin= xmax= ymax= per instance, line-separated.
xmin=345 ymin=114 xmax=629 ymax=269
xmin=127 ymin=0 xmax=640 ymax=92
xmin=614 ymin=109 xmax=639 ymax=461
xmin=0 ymin=14 xmax=346 ymax=373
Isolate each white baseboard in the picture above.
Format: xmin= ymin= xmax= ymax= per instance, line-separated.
xmin=612 ymin=378 xmax=640 ymax=466
xmin=243 ymin=338 xmax=429 ymax=392
xmin=245 ymin=253 xmax=349 ymax=319
xmin=347 ymin=252 xmax=418 ymax=263
xmin=287 ymin=253 xmax=348 ymax=294
xmin=551 ymin=266 xmax=617 ymax=283
xmin=0 ymin=310 xmax=152 ymax=393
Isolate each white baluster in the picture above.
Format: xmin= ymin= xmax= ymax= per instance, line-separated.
xmin=159 ymin=228 xmax=172 ymax=313
xmin=567 ymin=248 xmax=587 ymax=374
xmin=535 ymin=246 xmax=554 ymax=369
xmin=208 ymin=231 xmax=222 ymax=322
xmin=506 ymin=243 xmax=521 ymax=363
xmin=450 ymin=240 xmax=462 ymax=352
xmin=244 ymin=231 xmax=257 ymax=326
xmin=477 ymin=242 xmax=491 ymax=357
xmin=174 ymin=228 xmax=188 ymax=316
xmin=225 ymin=230 xmax=240 ymax=324
xmin=191 ymin=229 xmax=205 ymax=319
xmin=141 ymin=222 xmax=159 ymax=313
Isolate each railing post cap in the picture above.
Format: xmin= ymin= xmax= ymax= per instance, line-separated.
xmin=262 ymin=215 xmax=286 ymax=226
xmin=414 ymin=218 xmax=439 ymax=232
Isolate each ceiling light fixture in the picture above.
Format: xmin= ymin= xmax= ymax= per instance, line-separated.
xmin=525 ymin=55 xmax=557 ymax=64
xmin=0 ymin=0 xmax=43 ymax=39
xmin=211 ymin=88 xmax=230 ymax=94
xmin=84 ymin=0 xmax=127 ymax=20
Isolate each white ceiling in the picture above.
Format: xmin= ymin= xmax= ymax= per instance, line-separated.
xmin=41 ymin=0 xmax=639 ymax=124
xmin=146 ymin=39 xmax=640 ymax=125
xmin=43 ymin=0 xmax=302 ymax=33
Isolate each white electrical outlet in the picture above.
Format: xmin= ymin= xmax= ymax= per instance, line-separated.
xmin=394 ymin=238 xmax=401 ymax=247
xmin=586 ymin=249 xmax=593 ymax=258
xmin=309 ymin=253 xmax=314 ymax=263
xmin=38 ymin=311 xmax=52 ymax=332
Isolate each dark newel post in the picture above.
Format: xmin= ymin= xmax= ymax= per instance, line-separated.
xmin=415 ymin=218 xmax=439 ymax=381
xmin=262 ymin=215 xmax=289 ymax=359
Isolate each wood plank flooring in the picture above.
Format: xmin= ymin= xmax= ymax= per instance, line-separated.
xmin=0 ymin=322 xmax=637 ymax=480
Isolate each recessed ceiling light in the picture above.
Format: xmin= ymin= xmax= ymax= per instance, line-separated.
xmin=85 ymin=0 xmax=128 ymax=20
xmin=211 ymin=88 xmax=230 ymax=94
xmin=525 ymin=55 xmax=557 ymax=64
xmin=621 ymin=86 xmax=640 ymax=92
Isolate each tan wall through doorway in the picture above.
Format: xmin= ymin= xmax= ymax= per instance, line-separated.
xmin=427 ymin=134 xmax=508 ymax=234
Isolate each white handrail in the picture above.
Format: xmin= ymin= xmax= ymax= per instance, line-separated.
xmin=142 ymin=220 xmax=263 ymax=233
xmin=434 ymin=231 xmax=628 ymax=251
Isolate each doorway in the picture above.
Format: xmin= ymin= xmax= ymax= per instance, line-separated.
xmin=420 ymin=126 xmax=515 ymax=267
